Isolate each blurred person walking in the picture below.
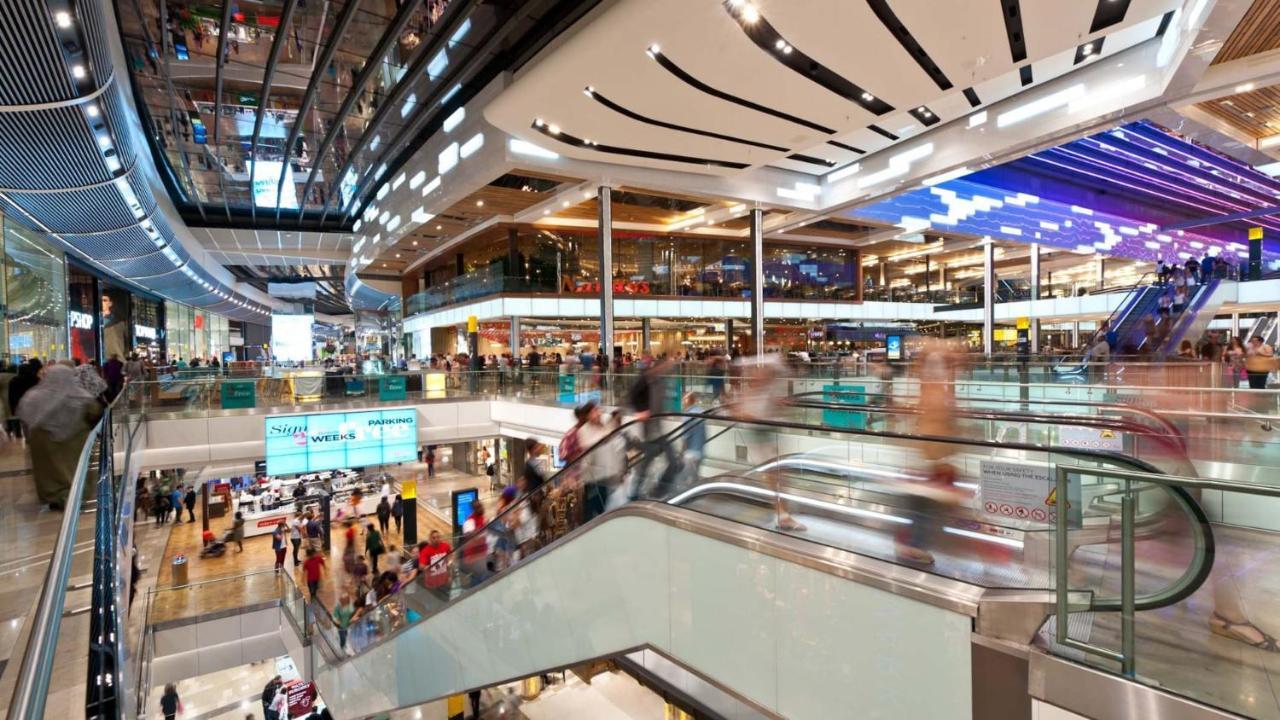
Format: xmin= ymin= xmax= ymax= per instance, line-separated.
xmin=730 ymin=351 xmax=805 ymax=531
xmin=16 ymin=364 xmax=103 ymax=510
xmin=376 ymin=495 xmax=392 ymax=535
xmin=626 ymin=356 xmax=681 ymax=498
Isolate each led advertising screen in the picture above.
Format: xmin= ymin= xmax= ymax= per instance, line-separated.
xmin=265 ymin=408 xmax=418 ymax=476
xmin=249 ymin=160 xmax=299 ymax=209
xmin=271 ymin=313 xmax=314 ymax=363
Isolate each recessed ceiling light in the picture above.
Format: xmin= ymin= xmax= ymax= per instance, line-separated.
xmin=54 ymin=11 xmax=72 ymax=28
xmin=86 ymin=105 xmax=99 ymax=117
xmin=476 ymin=200 xmax=484 ymax=207
xmin=562 ymin=201 xmax=570 ymax=207
xmin=395 ymin=253 xmax=401 ymax=258
xmin=774 ymin=39 xmax=785 ymax=50
xmin=412 ymin=240 xmax=418 ymax=246
xmin=436 ymin=224 xmax=442 ymax=230
xmin=72 ymin=65 xmax=86 ymax=79
xmin=861 ymin=92 xmax=874 ymax=102
xmin=740 ymin=4 xmax=759 ymax=22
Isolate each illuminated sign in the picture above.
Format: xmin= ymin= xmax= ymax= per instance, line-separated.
xmin=134 ymin=324 xmax=157 ymax=340
xmin=264 ymin=408 xmax=417 ymax=476
xmin=886 ymin=334 xmax=902 ymax=361
xmin=69 ymin=311 xmax=94 ymax=330
xmin=249 ymin=160 xmax=299 ymax=210
xmin=570 ymin=279 xmax=651 ymax=295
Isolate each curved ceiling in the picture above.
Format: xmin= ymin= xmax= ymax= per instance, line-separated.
xmin=0 ymin=0 xmax=272 ymax=321
xmin=486 ymin=0 xmax=1181 ymax=176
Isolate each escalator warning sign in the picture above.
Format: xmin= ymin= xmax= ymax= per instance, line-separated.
xmin=1044 ymin=487 xmax=1071 ymax=509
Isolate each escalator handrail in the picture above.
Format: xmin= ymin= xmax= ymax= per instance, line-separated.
xmin=331 ymin=411 xmax=1212 ymax=653
xmin=1156 ymin=277 xmax=1222 ymax=357
xmin=1054 ymin=274 xmax=1157 ymax=373
xmin=787 ymin=388 xmax=1187 ymax=452
xmin=784 ymin=396 xmax=1194 ymax=471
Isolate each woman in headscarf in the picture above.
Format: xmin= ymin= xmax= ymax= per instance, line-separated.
xmin=17 ymin=364 xmax=103 ymax=510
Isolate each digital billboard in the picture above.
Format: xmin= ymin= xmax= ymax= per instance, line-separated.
xmin=271 ymin=313 xmax=314 ymax=363
xmin=265 ymin=408 xmax=417 ymax=476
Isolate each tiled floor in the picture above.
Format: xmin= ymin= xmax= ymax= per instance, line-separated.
xmin=149 ymin=464 xmax=469 ymax=620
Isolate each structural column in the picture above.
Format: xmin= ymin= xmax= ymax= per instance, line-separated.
xmin=1096 ymin=256 xmax=1106 ymax=290
xmin=1231 ymin=313 xmax=1239 ymax=340
xmin=749 ymin=208 xmax=765 ymax=358
xmin=641 ymin=317 xmax=651 ymax=357
xmin=509 ymin=316 xmax=521 ymax=353
xmin=1030 ymin=243 xmax=1041 ymax=353
xmin=982 ymin=240 xmax=995 ymax=356
xmin=599 ymin=185 xmax=614 ymax=359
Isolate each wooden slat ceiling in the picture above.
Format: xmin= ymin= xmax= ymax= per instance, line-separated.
xmin=1212 ymin=0 xmax=1280 ymax=64
xmin=1195 ymin=82 xmax=1280 ymax=139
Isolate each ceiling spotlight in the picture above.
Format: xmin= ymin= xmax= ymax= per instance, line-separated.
xmin=782 ymin=45 xmax=792 ymax=54
xmin=86 ymin=105 xmax=99 ymax=117
xmin=740 ymin=4 xmax=759 ymax=22
xmin=54 ymin=11 xmax=72 ymax=28
xmin=543 ymin=209 xmax=551 ymax=215
xmin=647 ymin=44 xmax=660 ymax=56
xmin=436 ymin=224 xmax=442 ymax=230
xmin=774 ymin=39 xmax=785 ymax=50
xmin=395 ymin=253 xmax=401 ymax=258
xmin=1082 ymin=43 xmax=1094 ymax=56
xmin=583 ymin=86 xmax=594 ymax=96
xmin=562 ymin=201 xmax=570 ymax=207
xmin=412 ymin=240 xmax=418 ymax=246
xmin=547 ymin=124 xmax=560 ymax=135
xmin=861 ymin=91 xmax=874 ymax=102
xmin=72 ymin=65 xmax=86 ymax=79
xmin=534 ymin=118 xmax=544 ymax=127
xmin=475 ymin=200 xmax=484 ymax=207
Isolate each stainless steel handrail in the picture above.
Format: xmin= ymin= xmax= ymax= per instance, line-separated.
xmin=1052 ymin=466 xmax=1279 ymax=678
xmin=7 ymin=414 xmax=106 ymax=719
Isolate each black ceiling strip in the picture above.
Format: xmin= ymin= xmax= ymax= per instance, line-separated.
xmin=786 ymin=153 xmax=837 ymax=167
xmin=1000 ymin=0 xmax=1027 ymax=63
xmin=1089 ymin=0 xmax=1132 ymax=33
xmin=908 ymin=105 xmax=940 ymax=127
xmin=532 ymin=122 xmax=749 ymax=170
xmin=211 ymin=0 xmax=235 ymax=222
xmin=587 ymin=88 xmax=788 ymax=152
xmin=1074 ymin=36 xmax=1106 ymax=65
xmin=1019 ymin=65 xmax=1033 ymax=87
xmin=247 ymin=0 xmax=299 ymax=224
xmin=273 ymin=0 xmax=362 ymax=222
xmin=865 ymin=0 xmax=953 ymax=91
xmin=722 ymin=2 xmax=893 ymax=115
xmin=963 ymin=88 xmax=981 ymax=108
xmin=295 ymin=0 xmax=423 ymax=227
xmin=868 ymin=124 xmax=898 ymax=141
xmin=827 ymin=140 xmax=865 ymax=154
xmin=648 ymin=48 xmax=835 ymax=134
xmin=1155 ymin=10 xmax=1176 ymax=37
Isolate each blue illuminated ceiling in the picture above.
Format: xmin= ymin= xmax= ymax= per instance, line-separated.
xmin=849 ymin=121 xmax=1280 ymax=267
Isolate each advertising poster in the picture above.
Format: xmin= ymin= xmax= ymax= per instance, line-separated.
xmin=265 ymin=408 xmax=417 ymax=475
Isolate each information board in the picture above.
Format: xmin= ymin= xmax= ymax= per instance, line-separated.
xmin=265 ymin=408 xmax=417 ymax=476
xmin=821 ymin=384 xmax=867 ymax=430
xmin=979 ymin=459 xmax=1081 ymax=526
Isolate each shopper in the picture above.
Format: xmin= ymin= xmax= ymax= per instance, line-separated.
xmin=302 ymin=547 xmax=326 ymax=600
xmin=271 ymin=520 xmax=287 ymax=572
xmin=306 ymin=511 xmax=323 ymax=551
xmin=376 ymin=496 xmax=391 ymax=535
xmin=184 ymin=484 xmax=197 ymax=523
xmin=289 ymin=512 xmax=304 ymax=565
xmin=425 ymin=446 xmax=436 ymax=477
xmin=153 ymin=488 xmax=168 ymax=525
xmin=231 ymin=511 xmax=245 ymax=553
xmin=460 ymin=501 xmax=488 ymax=585
xmin=417 ymin=530 xmax=452 ymax=593
xmin=160 ymin=683 xmax=181 ymax=720
xmin=16 ymin=364 xmax=103 ymax=510
xmin=391 ymin=494 xmax=404 ymax=534
xmin=261 ymin=675 xmax=282 ymax=720
xmin=332 ymin=593 xmax=356 ymax=651
xmin=1245 ymin=335 xmax=1275 ymax=390
xmin=168 ymin=486 xmax=183 ymax=523
xmin=627 ymin=356 xmax=681 ymax=498
xmin=365 ymin=522 xmax=385 ymax=574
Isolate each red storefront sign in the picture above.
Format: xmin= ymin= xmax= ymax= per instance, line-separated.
xmin=572 ymin=279 xmax=651 ymax=295
xmin=285 ymin=680 xmax=315 ymax=717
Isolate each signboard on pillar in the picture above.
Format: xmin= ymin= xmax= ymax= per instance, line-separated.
xmin=1248 ymin=226 xmax=1263 ymax=281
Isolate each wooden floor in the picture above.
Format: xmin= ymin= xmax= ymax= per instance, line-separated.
xmin=149 ymin=468 xmax=454 ymax=624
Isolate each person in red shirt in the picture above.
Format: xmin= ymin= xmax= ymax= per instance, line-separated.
xmin=301 ymin=548 xmax=326 ymax=601
xmin=417 ymin=530 xmax=452 ymax=591
xmin=460 ymin=503 xmax=488 ymax=585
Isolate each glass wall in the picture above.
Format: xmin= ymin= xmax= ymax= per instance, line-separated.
xmin=4 ymin=218 xmax=66 ymax=362
xmin=164 ymin=300 xmax=230 ymax=364
xmin=762 ymin=245 xmax=859 ymax=300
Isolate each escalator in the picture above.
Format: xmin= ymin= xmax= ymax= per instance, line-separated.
xmin=1153 ymin=279 xmax=1235 ymax=357
xmin=1055 ymin=282 xmax=1161 ymax=374
xmin=300 ymin=412 xmax=1214 ymax=718
xmin=1244 ymin=314 xmax=1277 ymax=346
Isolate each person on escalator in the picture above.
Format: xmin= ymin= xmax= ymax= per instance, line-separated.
xmin=580 ymin=406 xmax=625 ymax=520
xmin=730 ymin=351 xmax=805 ymax=532
xmin=896 ymin=338 xmax=966 ymax=566
xmin=460 ymin=501 xmax=489 ymax=585
xmin=1245 ymin=335 xmax=1275 ymax=390
xmin=626 ymin=356 xmax=682 ymax=499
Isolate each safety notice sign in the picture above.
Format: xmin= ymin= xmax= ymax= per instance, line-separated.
xmin=1057 ymin=425 xmax=1123 ymax=452
xmin=979 ymin=459 xmax=1055 ymax=525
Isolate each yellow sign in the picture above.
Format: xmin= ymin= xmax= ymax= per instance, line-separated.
xmin=401 ymin=479 xmax=417 ymax=500
xmin=1045 ymin=487 xmax=1071 ymax=509
xmin=446 ymin=695 xmax=465 ymax=720
xmin=1016 ymin=317 xmax=1030 ymax=330
xmin=1249 ymin=227 xmax=1264 ymax=241
xmin=467 ymin=315 xmax=478 ymax=333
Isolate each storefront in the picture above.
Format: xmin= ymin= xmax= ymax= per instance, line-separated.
xmin=67 ymin=262 xmax=98 ymax=364
xmin=165 ymin=300 xmax=230 ymax=364
xmin=4 ymin=216 xmax=67 ymax=362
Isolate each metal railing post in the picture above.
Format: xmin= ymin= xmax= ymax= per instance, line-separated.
xmin=1121 ymin=479 xmax=1137 ymax=678
xmin=1054 ymin=466 xmax=1071 ymax=646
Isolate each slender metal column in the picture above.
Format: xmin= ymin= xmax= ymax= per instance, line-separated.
xmin=983 ymin=241 xmax=995 ymax=356
xmin=641 ymin=317 xmax=651 ymax=357
xmin=1231 ymin=313 xmax=1239 ymax=340
xmin=509 ymin=316 xmax=520 ymax=353
xmin=1030 ymin=243 xmax=1042 ymax=353
xmin=749 ymin=208 xmax=765 ymax=357
xmin=599 ymin=186 xmax=615 ymax=359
